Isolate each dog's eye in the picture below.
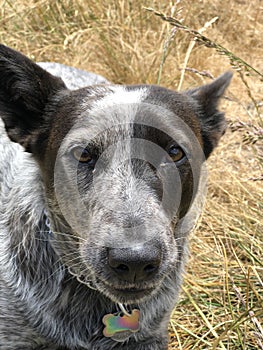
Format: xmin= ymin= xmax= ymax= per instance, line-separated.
xmin=72 ymin=147 xmax=94 ymax=164
xmin=167 ymin=145 xmax=186 ymax=163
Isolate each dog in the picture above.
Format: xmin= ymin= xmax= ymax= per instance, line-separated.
xmin=0 ymin=44 xmax=232 ymax=350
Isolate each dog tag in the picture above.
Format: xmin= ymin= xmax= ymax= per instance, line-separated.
xmin=102 ymin=309 xmax=140 ymax=342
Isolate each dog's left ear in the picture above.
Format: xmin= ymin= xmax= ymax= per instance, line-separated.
xmin=0 ymin=44 xmax=67 ymax=152
xmin=186 ymin=71 xmax=233 ymax=158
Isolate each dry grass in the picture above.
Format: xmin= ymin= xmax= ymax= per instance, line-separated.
xmin=0 ymin=0 xmax=262 ymax=349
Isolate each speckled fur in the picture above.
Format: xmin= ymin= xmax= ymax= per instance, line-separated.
xmin=0 ymin=44 xmax=232 ymax=349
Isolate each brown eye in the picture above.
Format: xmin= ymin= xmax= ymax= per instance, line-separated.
xmin=72 ymin=147 xmax=93 ymax=164
xmin=168 ymin=146 xmax=186 ymax=163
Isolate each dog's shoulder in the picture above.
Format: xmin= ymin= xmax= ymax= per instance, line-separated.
xmin=0 ymin=117 xmax=37 ymax=198
xmin=0 ymin=118 xmax=18 ymax=186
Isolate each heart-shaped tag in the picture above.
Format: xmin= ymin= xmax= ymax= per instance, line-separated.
xmin=102 ymin=309 xmax=140 ymax=339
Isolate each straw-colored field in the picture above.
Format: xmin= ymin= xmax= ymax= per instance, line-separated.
xmin=0 ymin=1 xmax=262 ymax=349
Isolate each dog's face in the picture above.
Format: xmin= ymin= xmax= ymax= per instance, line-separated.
xmin=39 ymin=86 xmax=205 ymax=304
xmin=0 ymin=44 xmax=232 ymax=304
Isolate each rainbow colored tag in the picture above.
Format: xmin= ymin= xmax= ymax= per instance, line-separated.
xmin=102 ymin=309 xmax=140 ymax=339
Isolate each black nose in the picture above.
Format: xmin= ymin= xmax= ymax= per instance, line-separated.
xmin=108 ymin=245 xmax=162 ymax=283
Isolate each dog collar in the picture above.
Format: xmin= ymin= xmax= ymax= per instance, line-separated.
xmin=43 ymin=210 xmax=140 ymax=342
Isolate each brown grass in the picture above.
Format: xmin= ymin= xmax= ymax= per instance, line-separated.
xmin=0 ymin=0 xmax=262 ymax=349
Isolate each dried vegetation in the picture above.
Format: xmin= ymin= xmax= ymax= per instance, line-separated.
xmin=0 ymin=1 xmax=262 ymax=349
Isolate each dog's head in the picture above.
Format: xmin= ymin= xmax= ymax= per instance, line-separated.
xmin=0 ymin=44 xmax=232 ymax=304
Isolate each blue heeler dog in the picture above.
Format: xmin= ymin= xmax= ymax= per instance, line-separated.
xmin=0 ymin=44 xmax=232 ymax=349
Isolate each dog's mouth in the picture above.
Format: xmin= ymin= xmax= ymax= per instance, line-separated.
xmin=66 ymin=265 xmax=158 ymax=303
xmin=96 ymin=279 xmax=157 ymax=303
xmin=113 ymin=286 xmax=155 ymax=298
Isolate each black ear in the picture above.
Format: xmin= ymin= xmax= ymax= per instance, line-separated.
xmin=187 ymin=71 xmax=233 ymax=158
xmin=0 ymin=44 xmax=67 ymax=151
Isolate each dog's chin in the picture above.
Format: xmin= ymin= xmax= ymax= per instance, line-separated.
xmin=95 ymin=279 xmax=158 ymax=304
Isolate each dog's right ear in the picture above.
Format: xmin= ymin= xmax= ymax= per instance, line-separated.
xmin=0 ymin=44 xmax=67 ymax=151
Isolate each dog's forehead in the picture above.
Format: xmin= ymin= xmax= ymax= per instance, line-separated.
xmin=85 ymin=85 xmax=148 ymax=110
xmin=80 ymin=84 xmax=196 ymax=121
xmin=53 ymin=84 xmax=201 ymax=154
xmin=71 ymin=84 xmax=199 ymax=139
xmin=78 ymin=85 xmax=149 ymax=130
